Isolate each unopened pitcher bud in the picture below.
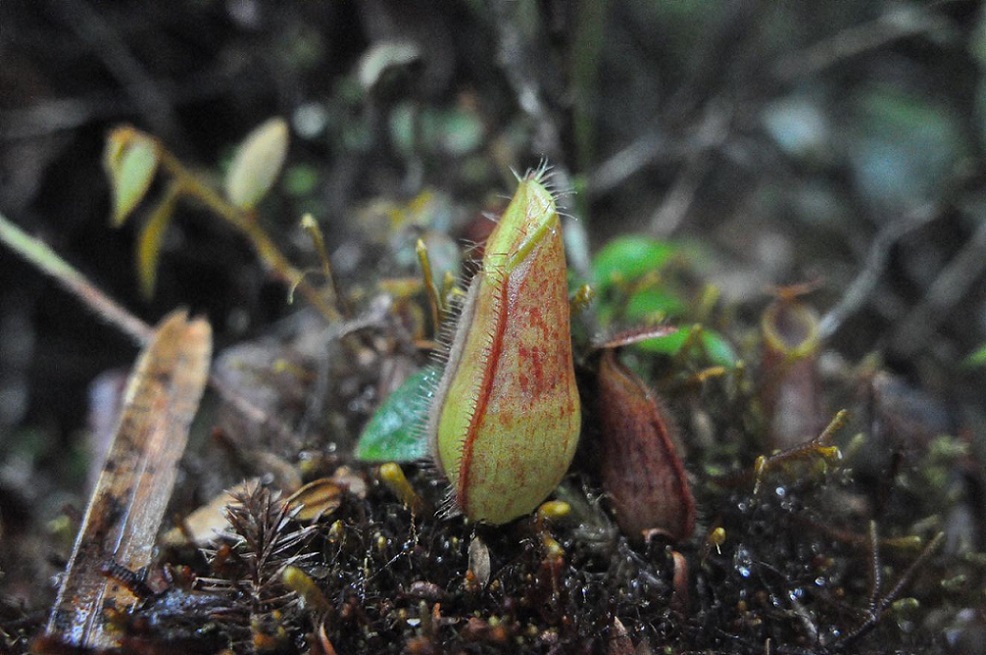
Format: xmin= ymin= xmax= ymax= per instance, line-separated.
xmin=428 ymin=167 xmax=581 ymax=524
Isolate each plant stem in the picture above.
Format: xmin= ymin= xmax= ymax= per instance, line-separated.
xmin=0 ymin=211 xmax=153 ymax=345
xmin=155 ymin=146 xmax=341 ymax=322
xmin=0 ymin=210 xmax=306 ymax=444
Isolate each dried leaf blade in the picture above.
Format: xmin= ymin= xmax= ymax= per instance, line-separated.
xmin=136 ymin=187 xmax=178 ymax=299
xmin=45 ymin=309 xmax=212 ymax=648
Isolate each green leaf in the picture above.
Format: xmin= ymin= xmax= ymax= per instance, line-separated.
xmin=355 ymin=366 xmax=437 ymax=462
xmin=700 ymin=329 xmax=738 ymax=367
xmin=592 ymin=236 xmax=676 ymax=293
xmin=637 ymin=328 xmax=689 ymax=355
xmin=389 ymin=103 xmax=485 ymax=157
xmin=624 ymin=286 xmax=686 ymax=321
xmin=137 ymin=188 xmax=178 ymax=299
xmin=105 ymin=130 xmax=159 ymax=227
xmin=225 ymin=117 xmax=290 ymax=210
xmin=635 ymin=325 xmax=736 ymax=366
xmin=282 ymin=164 xmax=320 ymax=197
xmin=962 ymin=343 xmax=986 ymax=368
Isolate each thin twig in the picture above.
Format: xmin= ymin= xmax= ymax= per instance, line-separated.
xmin=649 ymin=104 xmax=730 ymax=236
xmin=588 ymin=109 xmax=728 ymax=201
xmin=648 ymin=153 xmax=711 ymax=237
xmin=490 ymin=0 xmax=564 ymax=164
xmin=155 ymin=146 xmax=341 ymax=323
xmin=0 ymin=212 xmax=153 ymax=345
xmin=588 ymin=128 xmax=672 ymax=197
xmin=1 ymin=62 xmax=250 ymax=141
xmin=867 ymin=521 xmax=882 ymax=609
xmin=0 ymin=210 xmax=306 ymax=445
xmin=489 ymin=0 xmax=587 ymax=279
xmin=890 ymin=209 xmax=986 ymax=356
xmin=832 ymin=531 xmax=945 ymax=651
xmin=818 ymin=203 xmax=941 ymax=340
xmin=589 ymin=0 xmax=754 ymax=200
xmin=772 ymin=3 xmax=954 ymax=82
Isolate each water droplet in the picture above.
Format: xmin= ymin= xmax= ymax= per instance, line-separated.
xmin=734 ymin=545 xmax=754 ymax=578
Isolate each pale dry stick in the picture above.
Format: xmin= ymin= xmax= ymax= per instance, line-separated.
xmin=648 ymin=152 xmax=712 ymax=238
xmin=489 ymin=1 xmax=589 ymax=258
xmin=649 ymin=104 xmax=731 ymax=237
xmin=589 ymin=0 xmax=753 ymax=201
xmin=0 ymin=211 xmax=303 ymax=444
xmin=588 ymin=129 xmax=672 ymax=197
xmin=772 ymin=3 xmax=954 ymax=82
xmin=890 ymin=212 xmax=986 ymax=356
xmin=818 ymin=203 xmax=941 ymax=341
xmin=490 ymin=0 xmax=564 ymax=167
xmin=490 ymin=6 xmax=595 ymax=281
xmin=0 ymin=212 xmax=152 ymax=345
xmin=491 ymin=7 xmax=589 ymax=278
xmin=588 ymin=111 xmax=726 ymax=201
xmin=0 ymin=62 xmax=252 ymax=141
xmin=3 ymin=93 xmax=127 ymax=140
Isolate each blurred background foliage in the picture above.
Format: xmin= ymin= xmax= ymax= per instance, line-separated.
xmin=2 ymin=0 xmax=986 ymax=639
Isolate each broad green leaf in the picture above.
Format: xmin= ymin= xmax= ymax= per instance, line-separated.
xmin=137 ymin=190 xmax=178 ymax=299
xmin=105 ymin=130 xmax=159 ymax=227
xmin=592 ymin=236 xmax=676 ymax=293
xmin=355 ymin=366 xmax=437 ymax=462
xmin=637 ymin=325 xmax=736 ymax=366
xmin=225 ymin=117 xmax=290 ymax=210
xmin=637 ymin=328 xmax=689 ymax=355
xmin=624 ymin=286 xmax=686 ymax=321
